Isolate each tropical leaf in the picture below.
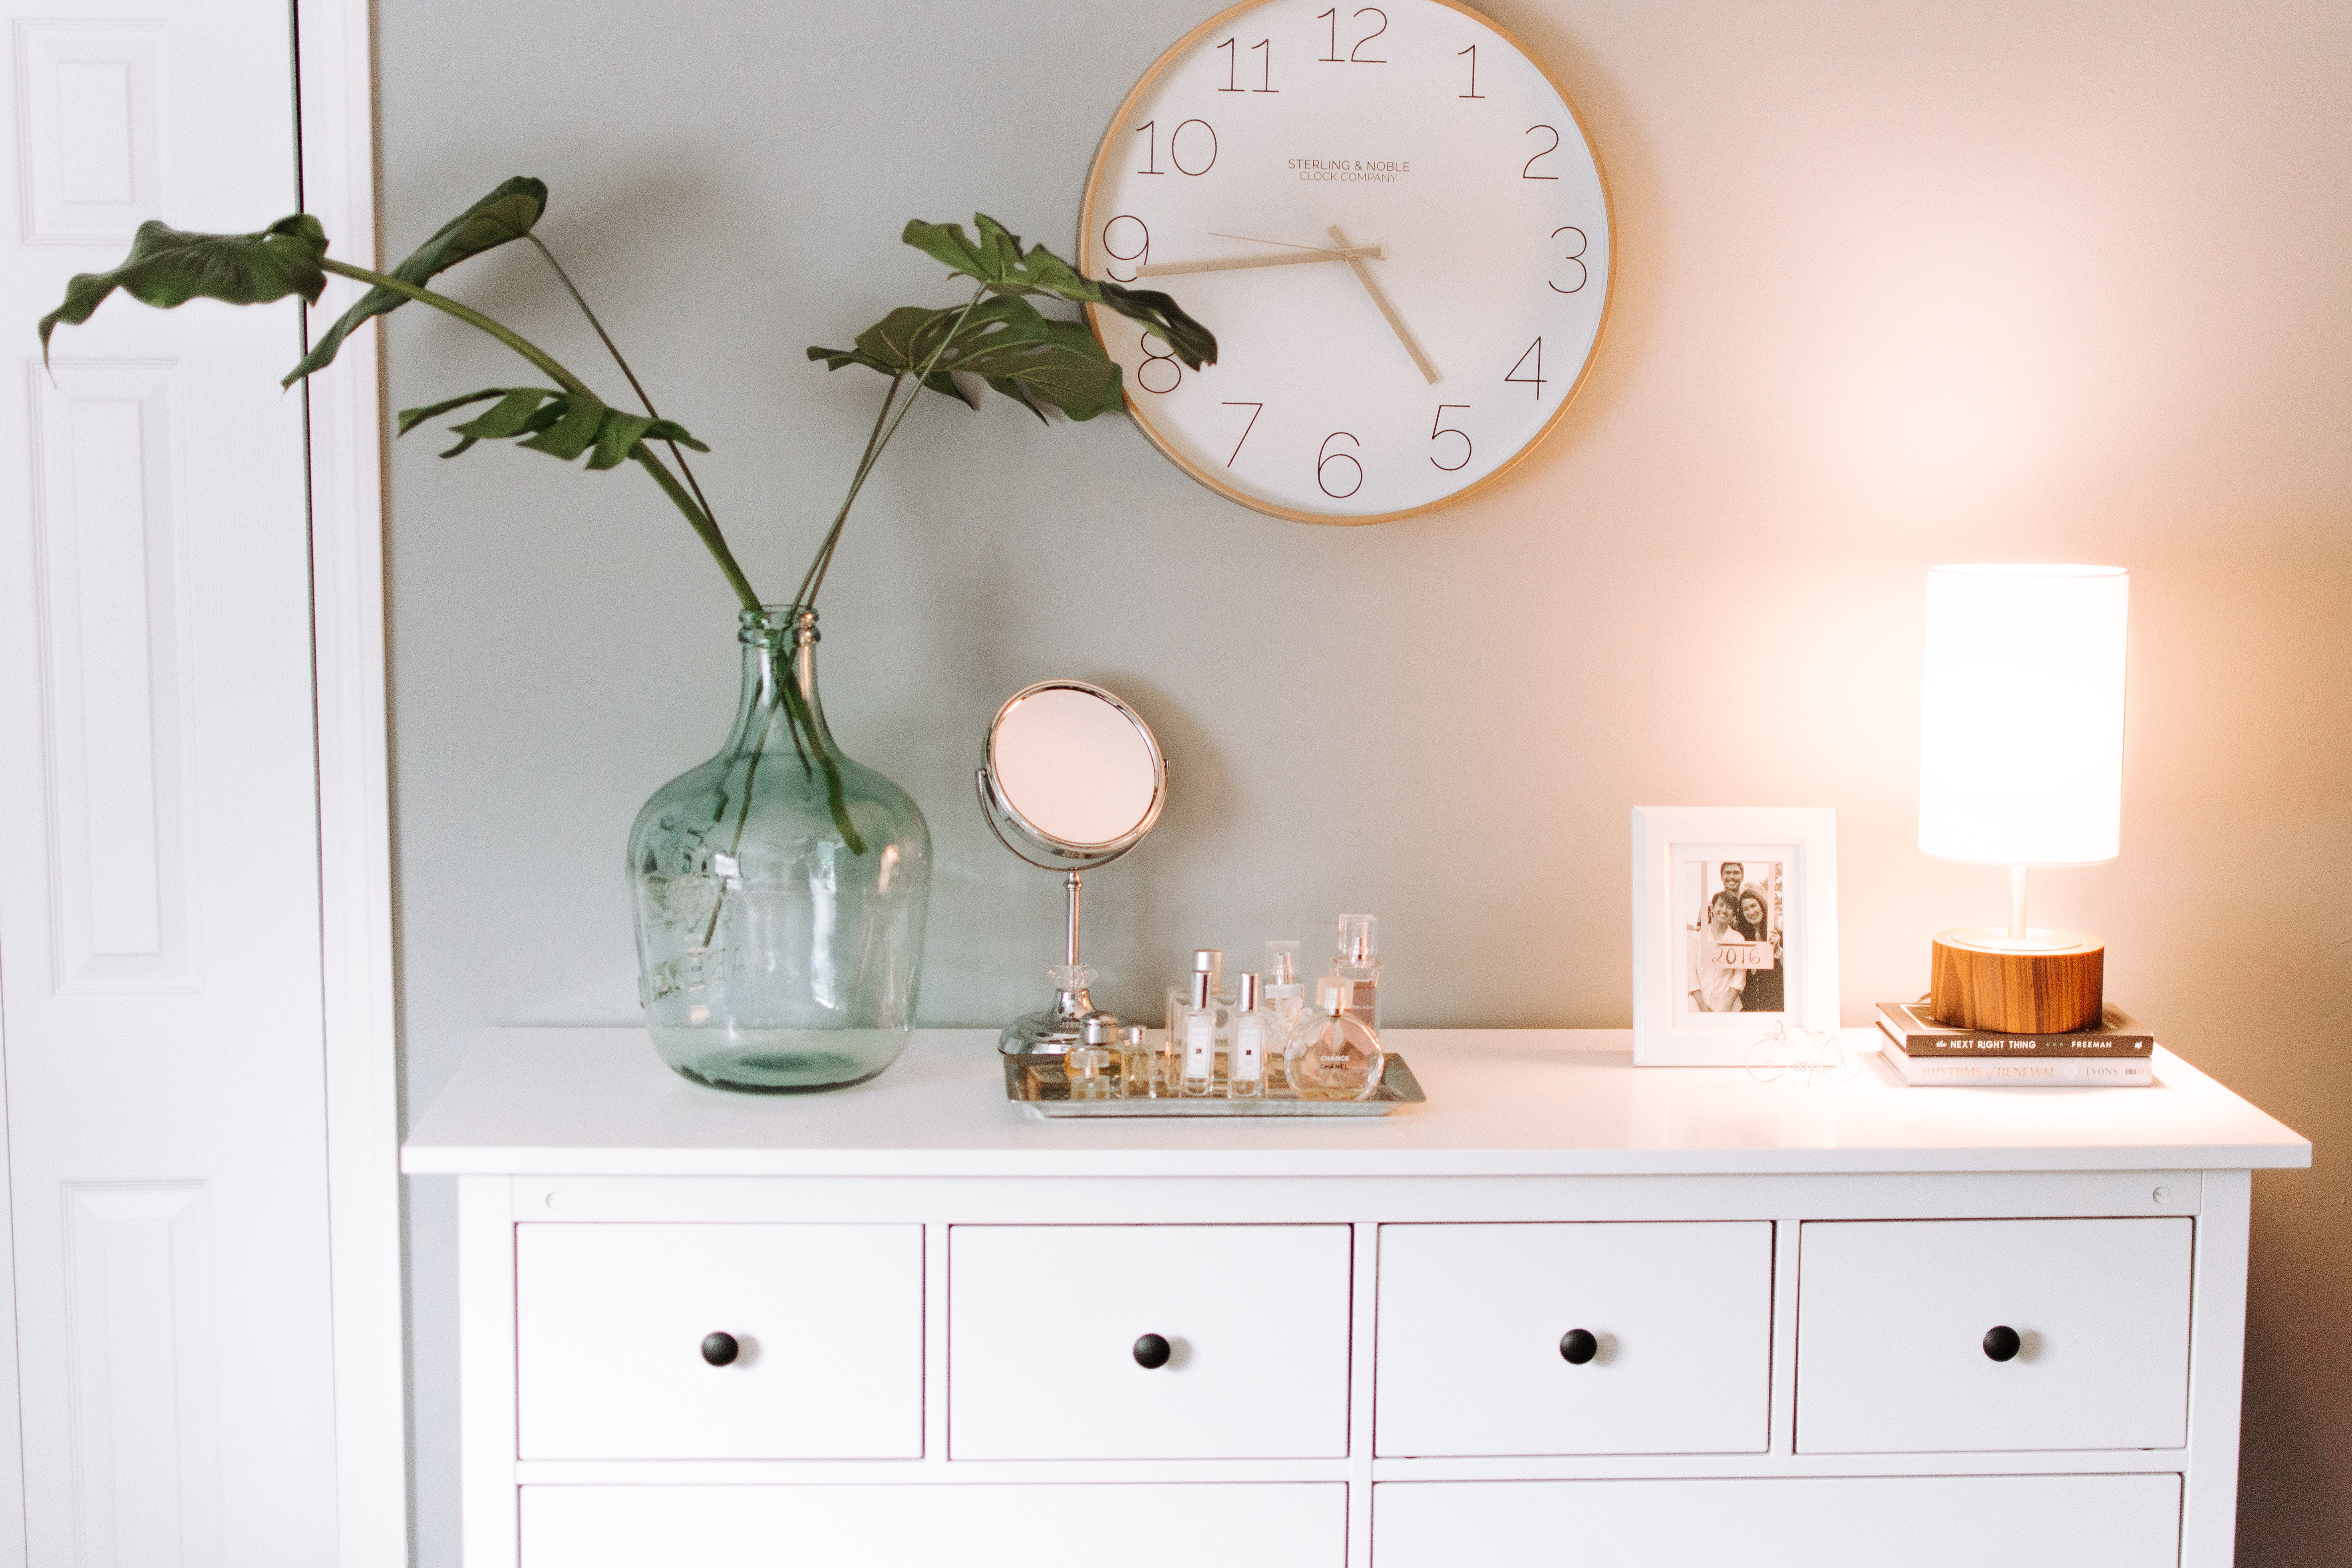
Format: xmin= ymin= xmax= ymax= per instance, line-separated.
xmin=900 ymin=213 xmax=1217 ymax=370
xmin=396 ymin=385 xmax=705 ymax=469
xmin=38 ymin=215 xmax=328 ymax=360
xmin=285 ymin=175 xmax=549 ymax=386
xmin=809 ymin=293 xmax=1123 ymax=422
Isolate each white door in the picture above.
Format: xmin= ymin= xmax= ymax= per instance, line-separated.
xmin=0 ymin=1 xmax=344 ymax=1564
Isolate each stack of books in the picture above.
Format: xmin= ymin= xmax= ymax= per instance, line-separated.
xmin=1875 ymin=1002 xmax=2155 ymax=1087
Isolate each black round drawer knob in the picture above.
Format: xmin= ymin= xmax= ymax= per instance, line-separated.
xmin=1559 ymin=1329 xmax=1600 ymax=1365
xmin=701 ymin=1332 xmax=740 ymax=1367
xmin=1982 ymin=1325 xmax=2022 ymax=1363
xmin=1132 ymin=1333 xmax=1172 ymax=1369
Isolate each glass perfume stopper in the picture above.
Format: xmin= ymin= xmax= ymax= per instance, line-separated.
xmin=1050 ymin=964 xmax=1097 ymax=993
xmin=1337 ymin=913 xmax=1378 ymax=965
xmin=1316 ymin=976 xmax=1354 ymax=1016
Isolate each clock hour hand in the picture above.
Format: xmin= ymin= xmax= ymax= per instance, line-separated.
xmin=1135 ymin=244 xmax=1382 ymax=278
xmin=1328 ymin=223 xmax=1439 ymax=385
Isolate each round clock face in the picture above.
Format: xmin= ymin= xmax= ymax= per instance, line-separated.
xmin=1079 ymin=0 xmax=1612 ymax=525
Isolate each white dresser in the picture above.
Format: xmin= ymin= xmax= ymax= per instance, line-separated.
xmin=404 ymin=1029 xmax=2309 ymax=1568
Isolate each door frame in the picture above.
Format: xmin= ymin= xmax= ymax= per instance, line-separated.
xmin=295 ymin=2 xmax=406 ymax=1562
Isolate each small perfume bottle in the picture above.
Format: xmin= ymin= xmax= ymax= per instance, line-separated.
xmin=1121 ymin=1024 xmax=1175 ymax=1099
xmin=1289 ymin=976 xmax=1385 ymax=1100
xmin=1228 ymin=972 xmax=1268 ymax=1099
xmin=1264 ymin=939 xmax=1312 ymax=1069
xmin=1067 ymin=1014 xmax=1118 ymax=1100
xmin=1179 ymin=970 xmax=1218 ymax=1096
xmin=1333 ymin=913 xmax=1382 ymax=1034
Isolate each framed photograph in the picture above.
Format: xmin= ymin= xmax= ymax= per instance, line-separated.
xmin=1631 ymin=807 xmax=1840 ymax=1065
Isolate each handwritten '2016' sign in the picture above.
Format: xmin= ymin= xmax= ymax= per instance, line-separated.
xmin=1713 ymin=941 xmax=1776 ymax=971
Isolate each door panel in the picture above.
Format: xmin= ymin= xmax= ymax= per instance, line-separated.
xmin=0 ymin=2 xmax=340 ymax=1564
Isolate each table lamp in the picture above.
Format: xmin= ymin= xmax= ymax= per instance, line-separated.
xmin=1918 ymin=563 xmax=2129 ymax=1033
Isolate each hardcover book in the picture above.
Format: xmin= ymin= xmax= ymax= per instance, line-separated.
xmin=1875 ymin=1002 xmax=2154 ymax=1058
xmin=1876 ymin=1035 xmax=2154 ymax=1087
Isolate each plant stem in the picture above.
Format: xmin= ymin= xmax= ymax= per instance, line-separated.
xmin=319 ymin=256 xmax=763 ymax=614
xmin=631 ymin=445 xmax=761 ymax=613
xmin=523 ymin=235 xmax=722 ymax=535
xmin=795 ymin=280 xmax=992 ymax=610
xmin=793 ymin=372 xmax=904 ymax=608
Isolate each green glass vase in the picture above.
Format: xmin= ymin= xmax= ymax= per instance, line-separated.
xmin=627 ymin=605 xmax=931 ymax=1091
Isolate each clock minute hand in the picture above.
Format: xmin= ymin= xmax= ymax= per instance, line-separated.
xmin=1135 ymin=245 xmax=1382 ymax=278
xmin=1328 ymin=223 xmax=1439 ymax=386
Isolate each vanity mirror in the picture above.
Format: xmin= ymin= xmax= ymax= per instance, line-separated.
xmin=977 ymin=681 xmax=1168 ymax=1053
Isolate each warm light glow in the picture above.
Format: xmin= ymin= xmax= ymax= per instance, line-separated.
xmin=1919 ymin=564 xmax=2129 ymax=866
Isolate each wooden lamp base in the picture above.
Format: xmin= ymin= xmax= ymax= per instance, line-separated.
xmin=1930 ymin=928 xmax=2105 ymax=1034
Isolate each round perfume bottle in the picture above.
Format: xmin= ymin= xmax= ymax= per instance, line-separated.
xmin=1288 ymin=978 xmax=1385 ymax=1100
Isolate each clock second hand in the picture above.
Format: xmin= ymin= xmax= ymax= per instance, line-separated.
xmin=1328 ymin=223 xmax=1440 ymax=386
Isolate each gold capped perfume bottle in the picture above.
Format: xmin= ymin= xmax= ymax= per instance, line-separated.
xmin=1179 ymin=970 xmax=1218 ymax=1096
xmin=1289 ymin=976 xmax=1384 ymax=1100
xmin=1228 ymin=972 xmax=1268 ymax=1099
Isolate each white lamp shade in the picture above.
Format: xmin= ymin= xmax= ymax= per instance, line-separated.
xmin=1919 ymin=564 xmax=2129 ymax=866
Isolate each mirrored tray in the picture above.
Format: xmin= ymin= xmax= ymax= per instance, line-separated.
xmin=1003 ymin=1052 xmax=1426 ymax=1118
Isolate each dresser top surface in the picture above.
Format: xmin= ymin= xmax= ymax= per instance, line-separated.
xmin=400 ymin=1028 xmax=2308 ymax=1177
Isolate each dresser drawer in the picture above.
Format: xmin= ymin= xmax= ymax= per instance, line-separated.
xmin=523 ymin=1483 xmax=1346 ymax=1568
xmin=515 ymin=1222 xmax=922 ymax=1459
xmin=1376 ymin=1222 xmax=1772 ymax=1456
xmin=949 ymin=1224 xmax=1351 ymax=1459
xmin=1373 ymin=1475 xmax=2182 ymax=1568
xmin=1796 ymin=1218 xmax=2192 ymax=1453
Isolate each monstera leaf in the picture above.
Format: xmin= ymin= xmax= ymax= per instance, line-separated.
xmin=900 ymin=213 xmax=1216 ymax=370
xmin=398 ymin=386 xmax=707 ymax=469
xmin=38 ymin=215 xmax=328 ymax=359
xmin=286 ymin=176 xmax=548 ymax=385
xmin=809 ymin=292 xmax=1123 ymax=422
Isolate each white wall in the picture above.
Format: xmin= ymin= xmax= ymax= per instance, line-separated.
xmin=379 ymin=2 xmax=2351 ymax=1561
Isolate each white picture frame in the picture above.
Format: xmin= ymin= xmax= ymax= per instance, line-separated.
xmin=1631 ymin=807 xmax=1841 ymax=1065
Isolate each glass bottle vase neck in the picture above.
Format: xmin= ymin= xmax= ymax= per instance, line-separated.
xmin=727 ymin=603 xmax=834 ymax=755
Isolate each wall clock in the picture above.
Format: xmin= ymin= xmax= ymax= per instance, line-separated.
xmin=1078 ymin=0 xmax=1612 ymax=525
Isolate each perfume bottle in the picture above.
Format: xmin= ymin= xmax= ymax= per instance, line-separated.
xmin=1124 ymin=1024 xmax=1178 ymax=1099
xmin=1067 ymin=1014 xmax=1118 ymax=1100
xmin=1179 ymin=970 xmax=1219 ymax=1096
xmin=1264 ymin=939 xmax=1312 ymax=1069
xmin=1289 ymin=976 xmax=1384 ymax=1100
xmin=1228 ymin=972 xmax=1268 ymax=1099
xmin=1333 ymin=913 xmax=1382 ymax=1034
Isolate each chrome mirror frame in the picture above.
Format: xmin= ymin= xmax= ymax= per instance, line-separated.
xmin=976 ymin=680 xmax=1168 ymax=1054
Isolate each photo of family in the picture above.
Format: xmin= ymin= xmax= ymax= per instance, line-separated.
xmin=1678 ymin=857 xmax=1787 ymax=1019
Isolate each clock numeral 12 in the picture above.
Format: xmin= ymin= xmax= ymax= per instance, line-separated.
xmin=1216 ymin=36 xmax=1278 ymax=92
xmin=1133 ymin=118 xmax=1218 ymax=176
xmin=1317 ymin=8 xmax=1387 ymax=64
xmin=1316 ymin=431 xmax=1364 ymax=498
xmin=1431 ymin=405 xmax=1473 ymax=471
xmin=1505 ymin=338 xmax=1545 ymax=399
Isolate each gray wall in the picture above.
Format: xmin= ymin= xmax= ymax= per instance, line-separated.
xmin=381 ymin=2 xmax=2351 ymax=1561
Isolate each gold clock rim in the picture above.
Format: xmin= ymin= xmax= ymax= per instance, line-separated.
xmin=1075 ymin=0 xmax=1618 ymax=527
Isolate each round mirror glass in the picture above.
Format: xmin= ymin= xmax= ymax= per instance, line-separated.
xmin=989 ymin=684 xmax=1161 ymax=852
